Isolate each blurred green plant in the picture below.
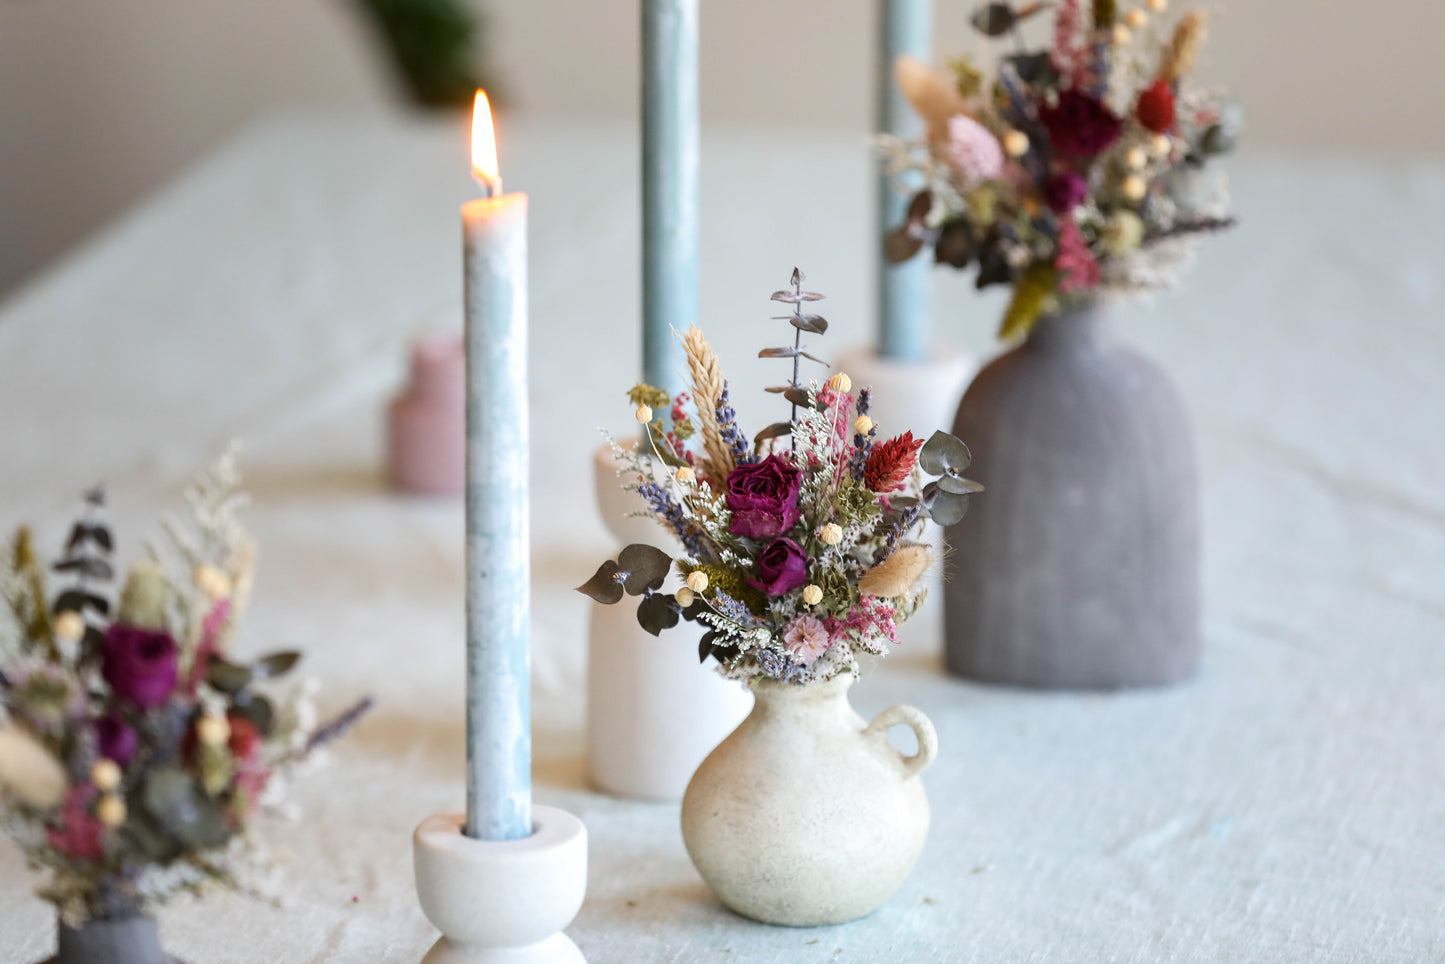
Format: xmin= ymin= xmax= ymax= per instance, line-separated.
xmin=353 ymin=0 xmax=498 ymax=109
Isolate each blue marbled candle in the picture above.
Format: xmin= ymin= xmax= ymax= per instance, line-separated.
xmin=461 ymin=191 xmax=531 ymax=841
xmin=642 ymin=0 xmax=699 ymax=396
xmin=877 ymin=0 xmax=934 ymax=362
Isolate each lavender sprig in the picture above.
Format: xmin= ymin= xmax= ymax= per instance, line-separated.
xmin=304 ymin=696 xmax=375 ymax=755
xmin=715 ymin=385 xmax=756 ymax=467
xmin=637 ymin=480 xmax=704 ymax=557
xmin=710 ymin=589 xmax=761 ymax=630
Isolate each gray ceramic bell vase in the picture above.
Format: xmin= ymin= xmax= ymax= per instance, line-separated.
xmin=680 ymin=672 xmax=937 ymax=926
xmin=943 ymin=303 xmax=1200 ymax=688
xmin=38 ymin=915 xmax=184 ymax=964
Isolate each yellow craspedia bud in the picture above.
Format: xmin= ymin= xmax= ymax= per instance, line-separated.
xmin=635 ymin=404 xmax=653 ymax=424
xmin=853 ymin=415 xmax=874 ymax=435
xmin=674 ymin=586 xmax=695 ymax=608
xmin=1124 ymin=9 xmax=1147 ymax=28
xmin=1147 ymin=0 xmax=1166 ymax=10
xmin=820 ymin=523 xmax=844 ymax=546
xmin=1122 ymin=174 xmax=1148 ymax=201
xmin=1002 ymin=129 xmax=1030 ymax=157
xmin=801 ymin=585 xmax=823 ymax=606
xmin=685 ymin=571 xmax=709 ymax=593
xmin=96 ymin=793 xmax=127 ymax=827
xmin=1151 ymin=133 xmax=1173 ymax=157
xmin=1111 ymin=23 xmax=1132 ymax=45
xmin=53 ymin=611 xmax=85 ymax=644
xmin=194 ymin=563 xmax=232 ymax=601
xmin=91 ymin=759 xmax=122 ymax=793
xmin=675 ymin=466 xmax=696 ymax=485
xmin=1124 ymin=146 xmax=1148 ymax=170
xmin=195 ymin=714 xmax=231 ymax=748
xmin=826 ymin=372 xmax=852 ymax=393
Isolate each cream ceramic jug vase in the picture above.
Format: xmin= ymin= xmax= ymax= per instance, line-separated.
xmin=680 ymin=672 xmax=936 ymax=926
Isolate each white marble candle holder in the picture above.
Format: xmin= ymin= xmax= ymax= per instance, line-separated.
xmin=413 ymin=808 xmax=587 ymax=964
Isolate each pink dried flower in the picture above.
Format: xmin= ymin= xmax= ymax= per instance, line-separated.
xmin=783 ymin=615 xmax=832 ymax=666
xmin=941 ymin=115 xmax=1004 ymax=184
xmin=47 ymin=785 xmax=104 ymax=861
xmin=827 ymin=597 xmax=902 ymax=648
xmin=1051 ymin=0 xmax=1088 ymax=84
xmin=1056 ymin=219 xmax=1101 ymax=293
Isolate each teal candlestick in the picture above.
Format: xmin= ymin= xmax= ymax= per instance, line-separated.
xmin=642 ymin=0 xmax=699 ymax=396
xmin=877 ymin=0 xmax=934 ymax=362
xmin=461 ymin=185 xmax=532 ymax=843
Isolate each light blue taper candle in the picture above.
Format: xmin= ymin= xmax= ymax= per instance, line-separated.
xmin=877 ymin=0 xmax=934 ymax=362
xmin=461 ymin=99 xmax=531 ymax=841
xmin=642 ymin=0 xmax=699 ymax=396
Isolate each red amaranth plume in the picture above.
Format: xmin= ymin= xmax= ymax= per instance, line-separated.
xmin=863 ymin=432 xmax=924 ymax=493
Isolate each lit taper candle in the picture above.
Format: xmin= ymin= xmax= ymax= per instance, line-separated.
xmin=877 ymin=0 xmax=934 ymax=362
xmin=642 ymin=0 xmax=698 ymax=395
xmin=462 ymin=91 xmax=531 ymax=842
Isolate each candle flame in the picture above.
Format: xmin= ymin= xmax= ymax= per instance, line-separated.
xmin=471 ymin=90 xmax=500 ymax=194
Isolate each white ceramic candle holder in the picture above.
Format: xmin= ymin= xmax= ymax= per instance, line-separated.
xmin=413 ymin=808 xmax=588 ymax=964
xmin=587 ymin=442 xmax=752 ymax=800
xmin=833 ymin=344 xmax=975 ymax=442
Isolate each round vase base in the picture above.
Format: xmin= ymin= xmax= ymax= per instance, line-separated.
xmin=419 ymin=933 xmax=585 ymax=964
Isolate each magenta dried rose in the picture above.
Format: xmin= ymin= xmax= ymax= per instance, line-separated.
xmin=94 ymin=712 xmax=139 ymax=766
xmin=102 ymin=625 xmax=178 ymax=710
xmin=746 ymin=537 xmax=809 ymax=596
xmin=726 ymin=454 xmax=802 ymax=539
xmin=1040 ymin=90 xmax=1123 ymax=158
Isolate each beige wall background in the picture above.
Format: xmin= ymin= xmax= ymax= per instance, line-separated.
xmin=2 ymin=0 xmax=1443 ymax=299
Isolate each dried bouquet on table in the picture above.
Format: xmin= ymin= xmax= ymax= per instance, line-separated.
xmin=880 ymin=0 xmax=1239 ymax=338
xmin=578 ymin=270 xmax=982 ymax=926
xmin=0 ymin=453 xmax=371 ymax=964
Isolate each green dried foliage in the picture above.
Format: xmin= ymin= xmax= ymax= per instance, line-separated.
xmin=353 ymin=0 xmax=494 ymax=109
xmin=950 ymin=56 xmax=986 ymax=99
xmin=1093 ymin=0 xmax=1117 ymax=28
xmin=627 ymin=383 xmax=670 ymax=410
xmin=6 ymin=527 xmax=53 ymax=653
xmin=999 ymin=264 xmax=1059 ymax=341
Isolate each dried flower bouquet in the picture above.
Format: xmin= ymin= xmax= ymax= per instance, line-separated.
xmin=0 ymin=453 xmax=370 ymax=928
xmin=880 ymin=0 xmax=1240 ymax=338
xmin=578 ymin=270 xmax=981 ymax=685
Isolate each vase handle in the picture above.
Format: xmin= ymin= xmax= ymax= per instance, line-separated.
xmin=864 ymin=704 xmax=938 ymax=780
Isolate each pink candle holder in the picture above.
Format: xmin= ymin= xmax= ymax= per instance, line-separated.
xmin=388 ymin=333 xmax=466 ymax=496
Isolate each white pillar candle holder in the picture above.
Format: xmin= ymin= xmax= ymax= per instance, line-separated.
xmin=586 ymin=442 xmax=752 ymax=800
xmin=413 ymin=807 xmax=588 ymax=964
xmin=833 ymin=344 xmax=975 ymax=443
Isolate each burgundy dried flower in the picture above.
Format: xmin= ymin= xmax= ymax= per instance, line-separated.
xmin=863 ymin=432 xmax=924 ymax=493
xmin=726 ymin=454 xmax=802 ymax=540
xmin=1040 ymin=90 xmax=1123 ymax=158
xmin=1043 ymin=171 xmax=1090 ymax=213
xmin=102 ymin=625 xmax=178 ymax=710
xmin=1136 ymin=79 xmax=1177 ymax=133
xmin=94 ymin=713 xmax=138 ymax=766
xmin=746 ymin=538 xmax=809 ymax=597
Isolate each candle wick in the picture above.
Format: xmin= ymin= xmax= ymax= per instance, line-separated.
xmin=473 ymin=173 xmax=503 ymax=198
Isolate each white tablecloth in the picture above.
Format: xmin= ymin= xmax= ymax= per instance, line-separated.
xmin=1 ymin=112 xmax=1442 ymax=963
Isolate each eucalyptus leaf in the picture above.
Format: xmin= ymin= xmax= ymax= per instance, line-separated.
xmin=798 ymin=351 xmax=829 ymax=366
xmin=769 ymin=290 xmax=825 ymax=304
xmin=934 ymin=221 xmax=975 ymax=269
xmin=754 ymin=422 xmax=794 ymax=444
xmin=234 ymin=692 xmax=276 ymax=736
xmin=66 ymin=523 xmax=113 ymax=553
xmin=971 ymin=2 xmax=1017 ymax=35
xmin=926 ymin=487 xmax=972 ymax=526
xmin=52 ymin=556 xmax=113 ymax=580
xmin=919 ymin=431 xmax=973 ymax=476
xmin=576 ymin=560 xmax=625 ymax=604
xmin=758 ymin=346 xmax=802 ymax=359
xmin=252 ymin=651 xmax=302 ymax=679
xmin=617 ymin=544 xmax=673 ymax=596
xmin=937 ymin=474 xmax=986 ymax=496
xmin=636 ymin=592 xmax=680 ymax=637
xmin=884 ymin=226 xmax=925 ymax=264
xmin=1007 ymin=51 xmax=1057 ymax=86
xmin=789 ymin=313 xmax=828 ymax=334
xmin=206 ymin=657 xmax=253 ymax=695
xmin=53 ymin=589 xmax=110 ymax=617
xmin=782 ymin=388 xmax=821 ymax=410
xmin=907 ymin=190 xmax=933 ymax=222
xmin=697 ymin=630 xmax=718 ymax=664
